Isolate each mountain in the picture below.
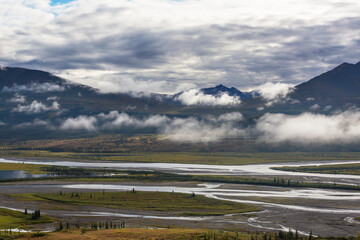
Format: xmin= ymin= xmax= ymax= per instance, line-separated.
xmin=2 ymin=60 xmax=360 ymax=130
xmin=201 ymin=84 xmax=256 ymax=100
xmin=290 ymin=61 xmax=360 ymax=105
xmin=0 ymin=66 xmax=176 ymax=125
xmin=0 ymin=66 xmax=65 ymax=86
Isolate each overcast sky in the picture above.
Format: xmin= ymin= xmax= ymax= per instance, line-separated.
xmin=1 ymin=0 xmax=360 ymax=93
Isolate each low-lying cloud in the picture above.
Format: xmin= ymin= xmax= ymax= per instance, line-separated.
xmin=8 ymin=93 xmax=26 ymax=103
xmin=14 ymin=118 xmax=50 ymax=129
xmin=256 ymin=111 xmax=360 ymax=144
xmin=255 ymin=82 xmax=295 ymax=105
xmin=175 ymin=89 xmax=241 ymax=106
xmin=12 ymin=100 xmax=60 ymax=114
xmin=60 ymin=115 xmax=98 ymax=131
xmin=59 ymin=111 xmax=245 ymax=143
xmin=99 ymin=111 xmax=170 ymax=129
xmin=2 ymin=83 xmax=66 ymax=93
xmin=160 ymin=117 xmax=244 ymax=143
xmin=13 ymin=108 xmax=360 ymax=145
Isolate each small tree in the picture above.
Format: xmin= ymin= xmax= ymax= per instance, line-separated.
xmin=58 ymin=221 xmax=63 ymax=230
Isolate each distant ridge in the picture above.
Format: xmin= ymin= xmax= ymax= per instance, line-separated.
xmin=0 ymin=66 xmax=66 ymax=87
xmin=201 ymin=84 xmax=255 ymax=100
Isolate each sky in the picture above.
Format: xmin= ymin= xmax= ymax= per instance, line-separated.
xmin=1 ymin=0 xmax=360 ymax=94
xmin=50 ymin=0 xmax=74 ymax=6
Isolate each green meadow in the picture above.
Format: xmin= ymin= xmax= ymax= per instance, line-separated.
xmin=11 ymin=191 xmax=259 ymax=217
xmin=0 ymin=208 xmax=54 ymax=230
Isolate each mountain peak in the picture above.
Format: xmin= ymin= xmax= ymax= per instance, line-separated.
xmin=292 ymin=60 xmax=360 ymax=104
xmin=201 ymin=84 xmax=254 ymax=100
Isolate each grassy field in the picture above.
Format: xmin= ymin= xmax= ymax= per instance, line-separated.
xmin=2 ymin=150 xmax=360 ymax=165
xmin=55 ymin=174 xmax=360 ymax=191
xmin=272 ymin=163 xmax=360 ymax=175
xmin=11 ymin=191 xmax=259 ymax=216
xmin=0 ymin=208 xmax=54 ymax=230
xmin=0 ymin=163 xmax=48 ymax=174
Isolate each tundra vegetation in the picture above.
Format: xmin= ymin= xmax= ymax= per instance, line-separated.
xmin=1 ymin=167 xmax=359 ymax=192
xmin=272 ymin=163 xmax=360 ymax=175
xmin=0 ymin=208 xmax=54 ymax=229
xmin=11 ymin=191 xmax=259 ymax=216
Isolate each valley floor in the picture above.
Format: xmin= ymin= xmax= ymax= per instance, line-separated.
xmin=0 ymin=155 xmax=360 ymax=237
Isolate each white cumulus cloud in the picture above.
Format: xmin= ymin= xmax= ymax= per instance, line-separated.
xmin=160 ymin=117 xmax=244 ymax=143
xmin=60 ymin=115 xmax=98 ymax=131
xmin=8 ymin=93 xmax=26 ymax=103
xmin=256 ymin=111 xmax=360 ymax=144
xmin=59 ymin=111 xmax=245 ymax=143
xmin=255 ymin=82 xmax=295 ymax=103
xmin=175 ymin=89 xmax=241 ymax=106
xmin=12 ymin=100 xmax=60 ymax=114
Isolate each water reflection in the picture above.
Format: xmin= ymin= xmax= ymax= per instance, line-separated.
xmin=0 ymin=170 xmax=48 ymax=179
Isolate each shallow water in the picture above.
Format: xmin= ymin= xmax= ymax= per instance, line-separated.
xmin=0 ymin=170 xmax=49 ymax=179
xmin=1 ymin=158 xmax=360 ymax=180
xmin=1 ymin=158 xmax=360 ymax=235
xmin=60 ymin=183 xmax=360 ymax=214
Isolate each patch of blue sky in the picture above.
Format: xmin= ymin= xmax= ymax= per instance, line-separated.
xmin=50 ymin=0 xmax=75 ymax=6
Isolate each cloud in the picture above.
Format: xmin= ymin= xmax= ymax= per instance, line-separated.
xmin=255 ymin=111 xmax=360 ymax=144
xmin=12 ymin=107 xmax=360 ymax=145
xmin=2 ymin=83 xmax=66 ymax=93
xmin=60 ymin=111 xmax=170 ymax=131
xmin=12 ymin=100 xmax=60 ymax=114
xmin=255 ymin=82 xmax=295 ymax=103
xmin=161 ymin=117 xmax=244 ymax=143
xmin=175 ymin=89 xmax=241 ymax=106
xmin=309 ymin=104 xmax=320 ymax=111
xmin=47 ymin=96 xmax=59 ymax=101
xmin=59 ymin=111 xmax=245 ymax=143
xmin=60 ymin=115 xmax=98 ymax=131
xmin=14 ymin=118 xmax=50 ymax=129
xmin=24 ymin=0 xmax=50 ymax=9
xmin=58 ymin=69 xmax=196 ymax=94
xmin=217 ymin=112 xmax=244 ymax=122
xmin=8 ymin=93 xmax=26 ymax=103
xmin=306 ymin=97 xmax=315 ymax=101
xmin=99 ymin=111 xmax=170 ymax=129
xmin=324 ymin=105 xmax=332 ymax=111
xmin=2 ymin=1 xmax=360 ymax=93
xmin=0 ymin=121 xmax=6 ymax=126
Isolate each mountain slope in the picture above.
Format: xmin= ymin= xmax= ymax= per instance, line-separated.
xmin=291 ymin=62 xmax=360 ymax=105
xmin=0 ymin=66 xmax=65 ymax=86
xmin=0 ymin=66 xmax=177 ymax=125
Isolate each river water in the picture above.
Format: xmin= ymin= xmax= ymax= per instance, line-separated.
xmin=1 ymin=157 xmax=360 ymax=235
xmin=1 ymin=158 xmax=360 ymax=180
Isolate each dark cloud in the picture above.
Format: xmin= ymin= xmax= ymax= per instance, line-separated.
xmin=2 ymin=1 xmax=360 ymax=93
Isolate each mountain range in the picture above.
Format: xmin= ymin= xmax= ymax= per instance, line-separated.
xmin=1 ymin=61 xmax=360 ymax=133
